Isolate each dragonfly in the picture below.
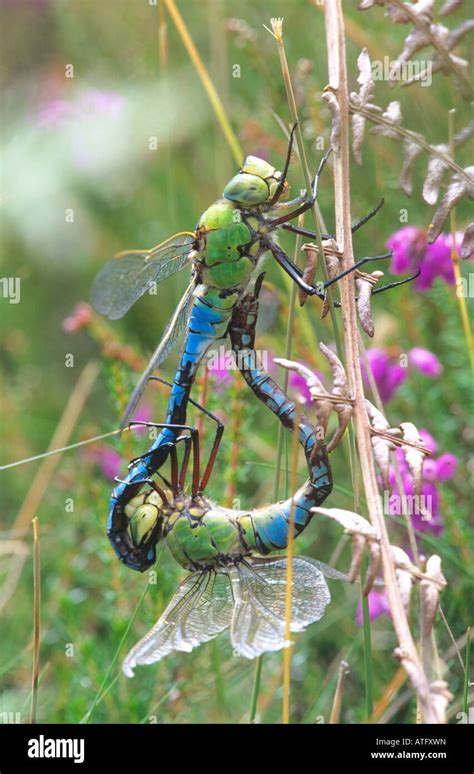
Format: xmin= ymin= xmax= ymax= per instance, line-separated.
xmin=92 ymin=125 xmax=416 ymax=571
xmin=121 ymin=303 xmax=346 ymax=674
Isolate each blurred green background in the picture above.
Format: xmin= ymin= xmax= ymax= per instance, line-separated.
xmin=0 ymin=0 xmax=472 ymax=724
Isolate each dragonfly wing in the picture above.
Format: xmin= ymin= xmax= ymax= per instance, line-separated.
xmin=121 ymin=280 xmax=196 ymax=428
xmin=91 ymin=233 xmax=194 ymax=320
xmin=230 ymin=556 xmax=331 ymax=659
xmin=122 ymin=570 xmax=234 ymax=677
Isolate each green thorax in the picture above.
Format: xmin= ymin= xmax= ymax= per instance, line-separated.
xmin=164 ymin=495 xmax=247 ymax=570
xmin=125 ymin=489 xmax=274 ymax=571
xmin=196 ymin=200 xmax=262 ymax=291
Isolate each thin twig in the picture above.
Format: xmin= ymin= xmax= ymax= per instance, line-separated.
xmin=349 ymin=103 xmax=473 ymax=186
xmin=282 ymin=400 xmax=303 ymax=725
xmin=30 ymin=517 xmax=40 ymax=725
xmin=323 ymin=0 xmax=443 ymax=724
xmin=163 ymin=0 xmax=242 ymax=165
xmin=329 ymin=660 xmax=349 ymax=724
xmin=389 ymin=0 xmax=474 ymax=98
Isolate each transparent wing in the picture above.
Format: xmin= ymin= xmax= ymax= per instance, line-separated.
xmin=121 ymin=280 xmax=196 ymax=428
xmin=230 ymin=556 xmax=331 ymax=659
xmin=122 ymin=571 xmax=234 ymax=677
xmin=91 ymin=232 xmax=195 ymax=320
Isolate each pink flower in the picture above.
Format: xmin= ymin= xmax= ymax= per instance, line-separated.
xmin=207 ymin=361 xmax=233 ymax=388
xmin=38 ymin=88 xmax=123 ymax=128
xmin=419 ymin=429 xmax=438 ymax=454
xmin=287 ymin=366 xmax=324 ymax=404
xmin=62 ymin=302 xmax=92 ymax=332
xmin=128 ymin=402 xmax=153 ymax=432
xmin=411 ymin=482 xmax=443 ymax=536
xmin=387 ymin=227 xmax=466 ymax=292
xmin=408 ymin=347 xmax=442 ymax=377
xmin=435 ymin=453 xmax=457 ymax=481
xmin=362 ymin=348 xmax=407 ymax=402
xmin=356 ymin=589 xmax=391 ymax=625
xmin=86 ymin=445 xmax=122 ymax=481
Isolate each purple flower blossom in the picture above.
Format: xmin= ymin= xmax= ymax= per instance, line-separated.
xmin=37 ymin=88 xmax=124 ymax=129
xmin=408 ymin=347 xmax=442 ymax=377
xmin=362 ymin=348 xmax=407 ymax=402
xmin=287 ymin=366 xmax=324 ymax=403
xmin=419 ymin=429 xmax=438 ymax=454
xmin=356 ymin=589 xmax=391 ymax=625
xmin=207 ymin=361 xmax=233 ymax=389
xmin=86 ymin=446 xmax=122 ymax=481
xmin=385 ymin=429 xmax=456 ymax=537
xmin=387 ymin=227 xmax=466 ymax=292
xmin=411 ymin=482 xmax=443 ymax=536
xmin=434 ymin=453 xmax=457 ymax=481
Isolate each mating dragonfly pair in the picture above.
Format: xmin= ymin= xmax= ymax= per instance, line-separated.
xmin=92 ymin=127 xmax=415 ymax=672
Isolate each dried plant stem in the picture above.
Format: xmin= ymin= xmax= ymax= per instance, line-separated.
xmin=11 ymin=361 xmax=99 ymax=532
xmin=0 ymin=428 xmax=125 ymax=472
xmin=389 ymin=0 xmax=474 ymax=99
xmin=371 ymin=666 xmax=407 ymax=723
xmin=273 ymin=216 xmax=304 ymax=500
xmin=324 ymin=0 xmax=442 ymax=724
xmin=282 ymin=400 xmax=303 ymax=725
xmin=163 ymin=0 xmax=242 ymax=165
xmin=30 ymin=517 xmax=40 ymax=725
xmin=329 ymin=661 xmax=349 ymax=724
xmin=349 ymin=104 xmax=473 ymax=186
xmin=266 ymin=19 xmax=342 ymax=345
xmin=463 ymin=626 xmax=472 ymax=716
xmin=269 ymin=15 xmax=361 ymax=514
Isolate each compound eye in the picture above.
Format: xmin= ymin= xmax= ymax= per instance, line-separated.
xmin=223 ymin=173 xmax=269 ymax=205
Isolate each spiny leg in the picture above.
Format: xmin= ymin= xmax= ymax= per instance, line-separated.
xmin=128 ymin=419 xmax=201 ymax=499
xmin=281 ymin=198 xmax=385 ymax=240
xmin=331 ymin=268 xmax=421 ymax=307
xmin=268 ymin=146 xmax=333 ymax=227
xmin=147 ymin=376 xmax=224 ymax=493
xmin=322 ymin=251 xmax=393 ymax=289
xmin=371 ymin=268 xmax=421 ymax=295
xmin=264 ymin=238 xmax=325 ymax=298
xmin=269 ymin=121 xmax=299 ymax=205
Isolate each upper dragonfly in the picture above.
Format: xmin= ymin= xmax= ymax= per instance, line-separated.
xmin=92 ymin=126 xmax=412 ymax=571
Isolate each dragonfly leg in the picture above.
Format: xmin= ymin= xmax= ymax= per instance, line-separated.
xmin=321 ymin=251 xmax=393 ymax=289
xmin=281 ymin=198 xmax=385 ymax=240
xmin=230 ymin=283 xmax=332 ymax=553
xmin=147 ymin=376 xmax=224 ymax=493
xmin=264 ymin=239 xmax=326 ymax=298
xmin=108 ymin=420 xmax=204 ymax=572
xmin=269 ymin=122 xmax=298 ymax=205
xmin=268 ymin=146 xmax=333 ymax=227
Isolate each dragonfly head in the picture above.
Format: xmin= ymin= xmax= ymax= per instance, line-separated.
xmin=223 ymin=156 xmax=286 ymax=206
xmin=125 ymin=490 xmax=164 ymax=563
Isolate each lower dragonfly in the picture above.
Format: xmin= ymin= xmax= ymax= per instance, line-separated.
xmin=122 ymin=304 xmax=343 ymax=673
xmin=93 ymin=127 xmax=415 ymax=571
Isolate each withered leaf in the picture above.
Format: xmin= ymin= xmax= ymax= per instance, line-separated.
xmin=400 ymin=422 xmax=426 ymax=495
xmin=423 ymin=145 xmax=450 ymax=205
xmin=399 ymin=139 xmax=424 ymax=196
xmin=428 ymin=166 xmax=474 ymax=242
xmin=460 ymin=222 xmax=474 ymax=259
